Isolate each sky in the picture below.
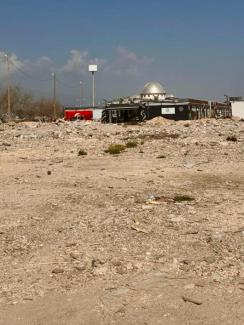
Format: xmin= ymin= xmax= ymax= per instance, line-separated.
xmin=0 ymin=0 xmax=244 ymax=105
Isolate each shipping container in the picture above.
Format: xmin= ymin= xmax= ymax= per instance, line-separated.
xmin=63 ymin=106 xmax=93 ymax=121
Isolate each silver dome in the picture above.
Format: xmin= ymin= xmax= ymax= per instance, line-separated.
xmin=141 ymin=82 xmax=166 ymax=95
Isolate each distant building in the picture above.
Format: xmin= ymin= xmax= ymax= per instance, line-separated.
xmin=102 ymin=82 xmax=231 ymax=123
xmin=229 ymin=97 xmax=244 ymax=119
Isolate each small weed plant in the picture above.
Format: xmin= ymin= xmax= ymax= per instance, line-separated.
xmin=174 ymin=195 xmax=195 ymax=202
xmin=78 ymin=149 xmax=87 ymax=156
xmin=105 ymin=144 xmax=126 ymax=155
xmin=126 ymin=140 xmax=138 ymax=148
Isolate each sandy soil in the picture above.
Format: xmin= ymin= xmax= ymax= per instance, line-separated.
xmin=0 ymin=118 xmax=244 ymax=324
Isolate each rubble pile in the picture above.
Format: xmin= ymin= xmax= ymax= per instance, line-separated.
xmin=0 ymin=118 xmax=243 ymax=323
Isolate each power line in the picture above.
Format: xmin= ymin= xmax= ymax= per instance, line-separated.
xmin=1 ymin=52 xmax=91 ymax=105
xmin=56 ymin=77 xmax=80 ymax=89
xmin=9 ymin=58 xmax=81 ymax=89
xmin=8 ymin=58 xmax=52 ymax=82
xmin=2 ymin=53 xmax=82 ymax=90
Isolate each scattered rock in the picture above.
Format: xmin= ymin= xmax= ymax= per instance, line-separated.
xmin=111 ymin=260 xmax=122 ymax=267
xmin=73 ymin=264 xmax=87 ymax=272
xmin=91 ymin=258 xmax=106 ymax=268
xmin=116 ymin=265 xmax=127 ymax=275
xmin=23 ymin=296 xmax=33 ymax=301
xmin=203 ymin=255 xmax=217 ymax=264
xmin=70 ymin=252 xmax=81 ymax=260
xmin=182 ymin=296 xmax=202 ymax=305
xmin=184 ymin=283 xmax=195 ymax=290
xmin=66 ymin=242 xmax=77 ymax=247
xmin=92 ymin=265 xmax=108 ymax=276
xmin=131 ymin=224 xmax=149 ymax=234
xmin=52 ymin=267 xmax=64 ymax=274
xmin=170 ymin=216 xmax=185 ymax=223
xmin=115 ymin=306 xmax=126 ymax=314
xmin=157 ymin=155 xmax=166 ymax=159
xmin=182 ymin=259 xmax=192 ymax=265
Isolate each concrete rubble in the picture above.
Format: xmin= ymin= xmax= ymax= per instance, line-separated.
xmin=0 ymin=118 xmax=243 ymax=324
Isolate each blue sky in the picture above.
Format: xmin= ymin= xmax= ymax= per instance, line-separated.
xmin=0 ymin=0 xmax=244 ymax=104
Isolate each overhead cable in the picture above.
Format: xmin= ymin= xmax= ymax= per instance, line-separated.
xmin=8 ymin=58 xmax=52 ymax=82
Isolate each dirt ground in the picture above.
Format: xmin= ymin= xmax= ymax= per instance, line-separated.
xmin=0 ymin=118 xmax=244 ymax=324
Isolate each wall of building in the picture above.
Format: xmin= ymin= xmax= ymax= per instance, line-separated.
xmin=231 ymin=101 xmax=244 ymax=118
xmin=93 ymin=108 xmax=103 ymax=120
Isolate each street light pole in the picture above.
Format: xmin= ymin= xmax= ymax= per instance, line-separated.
xmin=92 ymin=72 xmax=95 ymax=107
xmin=88 ymin=65 xmax=97 ymax=107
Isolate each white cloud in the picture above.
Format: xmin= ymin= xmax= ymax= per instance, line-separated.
xmin=59 ymin=47 xmax=152 ymax=76
xmin=0 ymin=52 xmax=54 ymax=83
xmin=0 ymin=51 xmax=24 ymax=80
xmin=0 ymin=47 xmax=154 ymax=102
xmin=60 ymin=49 xmax=107 ymax=74
xmin=0 ymin=47 xmax=153 ymax=82
xmin=108 ymin=46 xmax=154 ymax=76
xmin=60 ymin=50 xmax=89 ymax=73
xmin=22 ymin=56 xmax=53 ymax=79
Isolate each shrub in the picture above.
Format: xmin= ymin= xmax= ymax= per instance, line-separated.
xmin=78 ymin=149 xmax=87 ymax=156
xmin=126 ymin=140 xmax=138 ymax=148
xmin=173 ymin=195 xmax=195 ymax=202
xmin=226 ymin=135 xmax=237 ymax=142
xmin=105 ymin=144 xmax=126 ymax=155
xmin=0 ymin=86 xmax=62 ymax=121
xmin=157 ymin=155 xmax=166 ymax=159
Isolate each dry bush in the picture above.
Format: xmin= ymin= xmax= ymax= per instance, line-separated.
xmin=173 ymin=195 xmax=195 ymax=202
xmin=78 ymin=149 xmax=87 ymax=156
xmin=138 ymin=132 xmax=180 ymax=141
xmin=34 ymin=98 xmax=62 ymax=121
xmin=105 ymin=144 xmax=126 ymax=154
xmin=0 ymin=86 xmax=62 ymax=121
xmin=126 ymin=140 xmax=138 ymax=148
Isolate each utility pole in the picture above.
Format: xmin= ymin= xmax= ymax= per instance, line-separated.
xmin=4 ymin=53 xmax=11 ymax=121
xmin=52 ymin=72 xmax=57 ymax=120
xmin=80 ymin=81 xmax=82 ymax=106
xmin=208 ymin=100 xmax=212 ymax=118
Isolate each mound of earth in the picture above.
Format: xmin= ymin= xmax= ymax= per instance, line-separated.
xmin=146 ymin=116 xmax=173 ymax=125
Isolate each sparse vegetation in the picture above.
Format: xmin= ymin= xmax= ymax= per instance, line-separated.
xmin=139 ymin=132 xmax=180 ymax=141
xmin=0 ymin=86 xmax=62 ymax=121
xmin=0 ymin=117 xmax=243 ymax=324
xmin=126 ymin=140 xmax=138 ymax=148
xmin=173 ymin=195 xmax=195 ymax=202
xmin=226 ymin=135 xmax=238 ymax=142
xmin=157 ymin=155 xmax=166 ymax=159
xmin=105 ymin=143 xmax=126 ymax=154
xmin=78 ymin=149 xmax=87 ymax=156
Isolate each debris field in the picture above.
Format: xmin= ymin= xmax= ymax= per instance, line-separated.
xmin=0 ymin=118 xmax=243 ymax=324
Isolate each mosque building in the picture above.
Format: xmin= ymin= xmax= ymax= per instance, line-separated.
xmin=101 ymin=81 xmax=232 ymax=123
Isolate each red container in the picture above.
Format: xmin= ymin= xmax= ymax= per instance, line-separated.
xmin=64 ymin=109 xmax=93 ymax=121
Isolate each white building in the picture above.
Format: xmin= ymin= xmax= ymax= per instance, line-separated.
xmin=93 ymin=108 xmax=103 ymax=120
xmin=230 ymin=97 xmax=244 ymax=119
